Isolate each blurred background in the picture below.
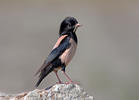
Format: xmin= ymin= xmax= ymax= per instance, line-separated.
xmin=0 ymin=0 xmax=139 ymax=100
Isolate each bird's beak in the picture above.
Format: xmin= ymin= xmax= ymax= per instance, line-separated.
xmin=73 ymin=23 xmax=82 ymax=32
xmin=76 ymin=23 xmax=82 ymax=27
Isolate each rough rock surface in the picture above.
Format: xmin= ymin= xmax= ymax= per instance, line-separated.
xmin=0 ymin=84 xmax=93 ymax=100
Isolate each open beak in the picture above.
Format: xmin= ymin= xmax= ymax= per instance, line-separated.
xmin=73 ymin=23 xmax=82 ymax=32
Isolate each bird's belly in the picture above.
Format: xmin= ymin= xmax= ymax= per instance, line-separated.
xmin=53 ymin=66 xmax=61 ymax=71
xmin=60 ymin=39 xmax=77 ymax=66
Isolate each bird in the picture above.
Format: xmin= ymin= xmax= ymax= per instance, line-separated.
xmin=35 ymin=17 xmax=81 ymax=87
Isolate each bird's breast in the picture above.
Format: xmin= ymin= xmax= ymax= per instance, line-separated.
xmin=60 ymin=38 xmax=77 ymax=66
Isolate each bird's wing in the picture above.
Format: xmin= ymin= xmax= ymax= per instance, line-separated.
xmin=35 ymin=35 xmax=70 ymax=76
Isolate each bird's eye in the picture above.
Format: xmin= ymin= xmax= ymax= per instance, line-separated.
xmin=67 ymin=24 xmax=71 ymax=28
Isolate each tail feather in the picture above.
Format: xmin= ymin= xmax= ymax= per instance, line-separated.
xmin=34 ymin=60 xmax=50 ymax=76
xmin=35 ymin=65 xmax=53 ymax=87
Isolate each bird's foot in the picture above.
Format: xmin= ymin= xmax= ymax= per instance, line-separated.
xmin=56 ymin=81 xmax=63 ymax=84
xmin=64 ymin=81 xmax=80 ymax=85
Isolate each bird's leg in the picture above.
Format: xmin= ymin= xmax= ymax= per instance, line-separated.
xmin=61 ymin=65 xmax=73 ymax=83
xmin=61 ymin=65 xmax=79 ymax=84
xmin=62 ymin=71 xmax=73 ymax=84
xmin=54 ymin=71 xmax=62 ymax=84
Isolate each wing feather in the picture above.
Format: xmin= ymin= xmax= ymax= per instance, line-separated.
xmin=35 ymin=35 xmax=70 ymax=76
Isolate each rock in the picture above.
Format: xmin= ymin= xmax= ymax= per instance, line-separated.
xmin=0 ymin=84 xmax=93 ymax=100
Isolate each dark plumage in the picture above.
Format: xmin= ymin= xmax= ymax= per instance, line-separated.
xmin=35 ymin=17 xmax=81 ymax=87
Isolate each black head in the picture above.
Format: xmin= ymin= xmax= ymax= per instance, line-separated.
xmin=59 ymin=17 xmax=79 ymax=36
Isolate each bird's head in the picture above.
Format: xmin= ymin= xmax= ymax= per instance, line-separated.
xmin=59 ymin=17 xmax=81 ymax=36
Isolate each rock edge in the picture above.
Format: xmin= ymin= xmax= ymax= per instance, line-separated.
xmin=0 ymin=84 xmax=93 ymax=100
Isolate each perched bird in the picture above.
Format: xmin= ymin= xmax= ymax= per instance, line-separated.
xmin=35 ymin=17 xmax=81 ymax=87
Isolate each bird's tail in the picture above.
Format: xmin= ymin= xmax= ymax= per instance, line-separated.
xmin=35 ymin=65 xmax=53 ymax=87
